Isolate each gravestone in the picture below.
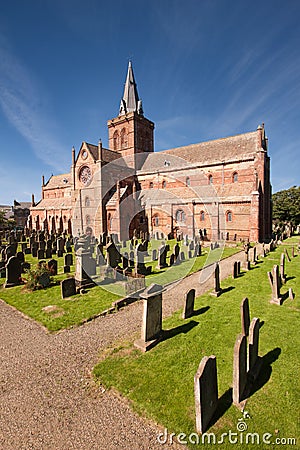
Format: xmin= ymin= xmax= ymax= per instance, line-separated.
xmin=280 ymin=253 xmax=286 ymax=284
xmin=45 ymin=248 xmax=52 ymax=259
xmin=134 ymin=284 xmax=163 ymax=352
xmin=174 ymin=243 xmax=180 ymax=259
xmin=47 ymin=259 xmax=58 ymax=276
xmin=194 ymin=243 xmax=201 ymax=257
xmin=284 ymin=248 xmax=291 ymax=262
xmin=242 ymin=243 xmax=250 ymax=270
xmin=129 ymin=251 xmax=135 ymax=266
xmin=122 ymin=255 xmax=128 ymax=270
xmin=182 ymin=289 xmax=196 ymax=319
xmin=157 ymin=244 xmax=168 ymax=269
xmin=194 ymin=355 xmax=218 ymax=434
xmin=61 ymin=277 xmax=76 ymax=299
xmin=4 ymin=256 xmax=22 ymax=288
xmin=5 ymin=245 xmax=16 ymax=260
xmin=268 ymin=265 xmax=282 ymax=305
xmin=233 ymin=333 xmax=247 ymax=406
xmin=237 ymin=261 xmax=241 ymax=275
xmin=39 ymin=240 xmax=46 ymax=251
xmin=232 ymin=261 xmax=238 ymax=279
xmin=180 ymin=251 xmax=185 ymax=261
xmin=240 ymin=297 xmax=250 ymax=337
xmin=151 ymin=249 xmax=157 ymax=261
xmin=169 ymin=254 xmax=175 ymax=266
xmin=188 ymin=250 xmax=193 ymax=259
xmin=31 ymin=243 xmax=38 ymax=258
xmin=248 ymin=317 xmax=260 ymax=374
xmin=135 ymin=243 xmax=148 ymax=275
xmin=37 ymin=249 xmax=45 ymax=260
xmin=210 ymin=263 xmax=222 ymax=297
xmin=106 ymin=242 xmax=121 ymax=268
xmin=16 ymin=251 xmax=25 ymax=264
xmin=64 ymin=265 xmax=70 ymax=273
xmin=124 ymin=276 xmax=146 ymax=296
xmin=64 ymin=253 xmax=73 ymax=266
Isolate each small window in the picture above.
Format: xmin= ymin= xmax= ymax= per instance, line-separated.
xmin=153 ymin=215 xmax=159 ymax=226
xmin=85 ymin=196 xmax=90 ymax=207
xmin=175 ymin=209 xmax=185 ymax=223
xmin=149 ymin=182 xmax=153 ymax=188
xmin=186 ymin=177 xmax=190 ymax=186
xmin=200 ymin=211 xmax=205 ymax=221
xmin=162 ymin=180 xmax=166 ymax=189
xmin=232 ymin=172 xmax=238 ymax=183
xmin=227 ymin=211 xmax=233 ymax=222
xmin=113 ymin=131 xmax=119 ymax=150
xmin=86 ymin=215 xmax=91 ymax=225
xmin=208 ymin=175 xmax=213 ymax=184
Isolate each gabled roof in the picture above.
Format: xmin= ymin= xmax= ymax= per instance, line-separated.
xmin=44 ymin=173 xmax=71 ymax=190
xmin=31 ymin=197 xmax=72 ymax=210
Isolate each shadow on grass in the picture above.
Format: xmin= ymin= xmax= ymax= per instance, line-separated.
xmin=221 ymin=286 xmax=235 ymax=294
xmin=280 ymin=290 xmax=293 ymax=304
xmin=285 ymin=276 xmax=296 ymax=282
xmin=161 ymin=320 xmax=199 ymax=342
xmin=259 ymin=320 xmax=265 ymax=329
xmin=248 ymin=347 xmax=281 ymax=398
xmin=192 ymin=306 xmax=210 ymax=317
xmin=209 ymin=388 xmax=233 ymax=429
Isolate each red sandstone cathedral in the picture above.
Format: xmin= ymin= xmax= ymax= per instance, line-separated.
xmin=29 ymin=62 xmax=272 ymax=243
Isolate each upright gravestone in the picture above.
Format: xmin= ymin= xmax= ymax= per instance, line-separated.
xmin=47 ymin=259 xmax=58 ymax=276
xmin=182 ymin=289 xmax=196 ymax=319
xmin=151 ymin=249 xmax=157 ymax=261
xmin=64 ymin=253 xmax=73 ymax=266
xmin=248 ymin=317 xmax=260 ymax=374
xmin=169 ymin=253 xmax=175 ymax=266
xmin=61 ymin=277 xmax=76 ymax=299
xmin=210 ymin=263 xmax=222 ymax=297
xmin=232 ymin=261 xmax=238 ymax=279
xmin=233 ymin=333 xmax=247 ymax=406
xmin=280 ymin=253 xmax=286 ymax=284
xmin=194 ymin=355 xmax=218 ymax=434
xmin=174 ymin=243 xmax=180 ymax=259
xmin=37 ymin=249 xmax=45 ymax=260
xmin=106 ymin=242 xmax=121 ymax=268
xmin=268 ymin=265 xmax=282 ymax=305
xmin=157 ymin=244 xmax=168 ymax=269
xmin=4 ymin=256 xmax=22 ymax=288
xmin=284 ymin=248 xmax=291 ymax=262
xmin=134 ymin=284 xmax=163 ymax=352
xmin=240 ymin=297 xmax=250 ymax=337
xmin=16 ymin=251 xmax=25 ymax=264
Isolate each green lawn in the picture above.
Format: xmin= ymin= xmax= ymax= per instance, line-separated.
xmin=93 ymin=238 xmax=300 ymax=449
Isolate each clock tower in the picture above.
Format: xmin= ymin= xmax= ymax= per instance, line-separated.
xmin=107 ymin=62 xmax=154 ymax=163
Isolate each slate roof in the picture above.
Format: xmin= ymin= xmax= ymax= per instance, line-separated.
xmin=31 ymin=197 xmax=72 ymax=209
xmin=44 ymin=173 xmax=71 ymax=190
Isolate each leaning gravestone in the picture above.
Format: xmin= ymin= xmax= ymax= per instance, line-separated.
xmin=240 ymin=297 xmax=250 ymax=337
xmin=194 ymin=355 xmax=218 ymax=434
xmin=4 ymin=256 xmax=22 ymax=288
xmin=182 ymin=288 xmax=196 ymax=319
xmin=233 ymin=333 xmax=247 ymax=406
xmin=134 ymin=284 xmax=163 ymax=352
xmin=268 ymin=265 xmax=282 ymax=305
xmin=61 ymin=277 xmax=76 ymax=299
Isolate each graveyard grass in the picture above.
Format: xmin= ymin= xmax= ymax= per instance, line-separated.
xmin=0 ymin=241 xmax=241 ymax=332
xmin=94 ymin=237 xmax=300 ymax=449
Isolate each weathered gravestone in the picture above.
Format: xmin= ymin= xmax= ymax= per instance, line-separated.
xmin=151 ymin=249 xmax=157 ymax=261
xmin=233 ymin=333 xmax=247 ymax=406
xmin=284 ymin=248 xmax=291 ymax=262
xmin=194 ymin=355 xmax=218 ymax=434
xmin=64 ymin=253 xmax=73 ymax=266
xmin=47 ymin=259 xmax=58 ymax=276
xmin=169 ymin=253 xmax=175 ymax=266
xmin=280 ymin=253 xmax=286 ymax=284
xmin=240 ymin=297 xmax=250 ymax=337
xmin=232 ymin=261 xmax=239 ymax=279
xmin=37 ymin=249 xmax=45 ymax=260
xmin=248 ymin=317 xmax=262 ymax=378
xmin=157 ymin=244 xmax=168 ymax=269
xmin=182 ymin=289 xmax=196 ymax=319
xmin=4 ymin=256 xmax=22 ymax=288
xmin=134 ymin=284 xmax=163 ymax=352
xmin=268 ymin=265 xmax=282 ymax=305
xmin=210 ymin=263 xmax=222 ymax=297
xmin=16 ymin=251 xmax=25 ymax=264
xmin=174 ymin=243 xmax=180 ymax=259
xmin=61 ymin=277 xmax=76 ymax=299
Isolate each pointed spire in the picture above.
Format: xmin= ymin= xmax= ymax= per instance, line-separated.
xmin=119 ymin=61 xmax=143 ymax=116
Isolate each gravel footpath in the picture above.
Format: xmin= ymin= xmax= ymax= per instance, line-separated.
xmin=0 ymin=252 xmax=242 ymax=450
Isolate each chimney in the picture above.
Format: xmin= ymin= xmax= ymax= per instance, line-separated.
xmin=31 ymin=194 xmax=35 ymax=207
xmin=98 ymin=139 xmax=102 ymax=160
xmin=42 ymin=175 xmax=45 ymax=186
xmin=72 ymin=146 xmax=76 ymax=165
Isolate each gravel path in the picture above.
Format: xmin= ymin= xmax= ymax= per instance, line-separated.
xmin=0 ymin=252 xmax=243 ymax=450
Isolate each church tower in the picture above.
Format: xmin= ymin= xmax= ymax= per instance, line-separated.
xmin=107 ymin=62 xmax=154 ymax=160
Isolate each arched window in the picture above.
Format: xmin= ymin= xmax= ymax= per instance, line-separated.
xmin=226 ymin=211 xmax=233 ymax=222
xmin=84 ymin=196 xmax=90 ymax=207
xmin=113 ymin=131 xmax=119 ymax=150
xmin=86 ymin=215 xmax=91 ymax=225
xmin=162 ymin=180 xmax=167 ymax=189
xmin=186 ymin=177 xmax=190 ymax=186
xmin=149 ymin=182 xmax=153 ymax=188
xmin=120 ymin=128 xmax=128 ymax=149
xmin=232 ymin=172 xmax=238 ymax=183
xmin=208 ymin=175 xmax=213 ymax=184
xmin=200 ymin=211 xmax=205 ymax=221
xmin=107 ymin=213 xmax=112 ymax=230
xmin=153 ymin=215 xmax=159 ymax=226
xmin=175 ymin=209 xmax=186 ymax=223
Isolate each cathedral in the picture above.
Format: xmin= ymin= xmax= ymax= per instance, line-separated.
xmin=29 ymin=62 xmax=272 ymax=243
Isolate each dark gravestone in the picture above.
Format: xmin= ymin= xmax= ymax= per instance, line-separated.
xmin=24 ymin=248 xmax=31 ymax=255
xmin=106 ymin=242 xmax=121 ymax=268
xmin=210 ymin=263 xmax=222 ymax=297
xmin=233 ymin=334 xmax=247 ymax=406
xmin=64 ymin=265 xmax=70 ymax=273
xmin=47 ymin=259 xmax=58 ymax=276
xmin=122 ymin=255 xmax=128 ymax=270
xmin=237 ymin=261 xmax=241 ymax=275
xmin=4 ymin=256 xmax=22 ymax=288
xmin=37 ymin=249 xmax=45 ymax=260
xmin=174 ymin=243 xmax=180 ymax=259
xmin=151 ymin=249 xmax=157 ymax=261
xmin=129 ymin=251 xmax=135 ymax=266
xmin=134 ymin=284 xmax=163 ymax=352
xmin=232 ymin=261 xmax=238 ymax=279
xmin=240 ymin=297 xmax=250 ymax=337
xmin=169 ymin=253 xmax=175 ymax=266
xmin=194 ymin=355 xmax=218 ymax=434
xmin=64 ymin=253 xmax=73 ymax=266
xmin=45 ymin=248 xmax=52 ymax=259
xmin=157 ymin=244 xmax=168 ymax=269
xmin=61 ymin=277 xmax=76 ymax=299
xmin=5 ymin=245 xmax=16 ymax=260
xmin=31 ymin=243 xmax=38 ymax=258
xmin=39 ymin=240 xmax=46 ymax=251
xmin=16 ymin=251 xmax=25 ymax=264
xmin=182 ymin=289 xmax=196 ymax=319
xmin=180 ymin=251 xmax=185 ymax=261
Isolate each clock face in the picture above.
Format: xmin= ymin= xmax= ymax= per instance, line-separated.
xmin=79 ymin=166 xmax=92 ymax=185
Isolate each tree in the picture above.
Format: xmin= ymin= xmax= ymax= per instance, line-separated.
xmin=0 ymin=210 xmax=8 ymax=229
xmin=272 ymin=186 xmax=300 ymax=226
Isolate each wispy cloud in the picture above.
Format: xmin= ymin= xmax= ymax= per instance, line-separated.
xmin=0 ymin=42 xmax=69 ymax=172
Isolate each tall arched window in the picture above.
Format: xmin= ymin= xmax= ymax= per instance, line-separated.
xmin=120 ymin=128 xmax=128 ymax=149
xmin=232 ymin=172 xmax=238 ymax=183
xmin=175 ymin=209 xmax=186 ymax=222
xmin=200 ymin=211 xmax=205 ymax=221
xmin=149 ymin=181 xmax=153 ymax=188
xmin=186 ymin=177 xmax=190 ymax=186
xmin=86 ymin=215 xmax=91 ymax=225
xmin=162 ymin=180 xmax=167 ymax=189
xmin=208 ymin=175 xmax=213 ymax=184
xmin=84 ymin=196 xmax=90 ymax=207
xmin=153 ymin=215 xmax=159 ymax=226
xmin=113 ymin=131 xmax=119 ymax=150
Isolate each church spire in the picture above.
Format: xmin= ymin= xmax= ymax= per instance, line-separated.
xmin=119 ymin=61 xmax=143 ymax=116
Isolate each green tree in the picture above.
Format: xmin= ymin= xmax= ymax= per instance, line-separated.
xmin=0 ymin=210 xmax=8 ymax=229
xmin=272 ymin=186 xmax=300 ymax=225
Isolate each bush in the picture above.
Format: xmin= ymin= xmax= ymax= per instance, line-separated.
xmin=25 ymin=262 xmax=53 ymax=291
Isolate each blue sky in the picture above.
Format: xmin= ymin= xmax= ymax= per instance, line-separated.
xmin=0 ymin=0 xmax=299 ymax=205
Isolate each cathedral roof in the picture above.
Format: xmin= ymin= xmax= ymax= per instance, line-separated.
xmin=43 ymin=173 xmax=71 ymax=190
xmin=31 ymin=197 xmax=72 ymax=209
